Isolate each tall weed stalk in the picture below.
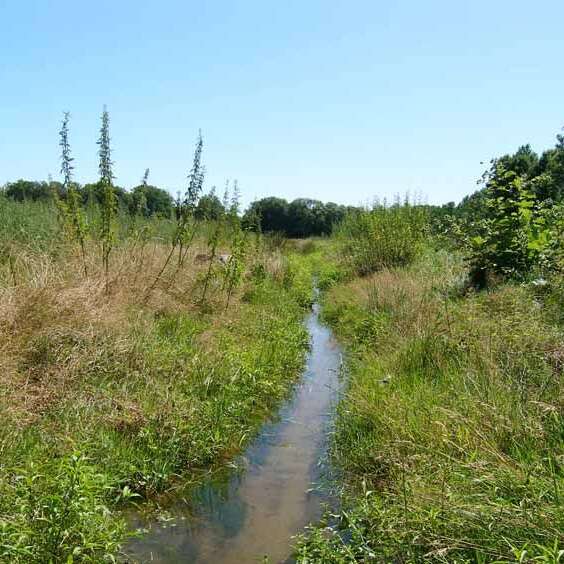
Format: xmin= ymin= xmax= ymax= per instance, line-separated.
xmin=97 ymin=107 xmax=116 ymax=292
xmin=56 ymin=112 xmax=89 ymax=276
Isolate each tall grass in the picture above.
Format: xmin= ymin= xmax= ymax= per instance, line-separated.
xmin=296 ymin=249 xmax=564 ymax=562
xmin=0 ymin=201 xmax=315 ymax=561
xmin=0 ymin=112 xmax=318 ymax=561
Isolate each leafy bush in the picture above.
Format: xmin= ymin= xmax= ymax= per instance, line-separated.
xmin=0 ymin=454 xmax=124 ymax=563
xmin=443 ymin=165 xmax=564 ymax=287
xmin=336 ymin=202 xmax=428 ymax=275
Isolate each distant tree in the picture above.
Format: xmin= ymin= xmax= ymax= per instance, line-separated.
xmin=195 ymin=188 xmax=224 ymax=220
xmin=287 ymin=198 xmax=315 ymax=236
xmin=243 ymin=197 xmax=350 ymax=236
xmin=499 ymin=144 xmax=539 ymax=178
xmin=130 ymin=183 xmax=174 ymax=217
xmin=4 ymin=179 xmax=55 ymax=201
xmin=243 ymin=197 xmax=289 ymax=233
xmin=458 ymin=129 xmax=564 ymax=222
xmin=81 ymin=182 xmax=131 ymax=212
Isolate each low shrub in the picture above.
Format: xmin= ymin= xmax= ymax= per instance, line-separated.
xmin=336 ymin=202 xmax=429 ymax=275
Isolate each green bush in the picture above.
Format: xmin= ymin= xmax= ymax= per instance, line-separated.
xmin=336 ymin=203 xmax=428 ymax=275
xmin=456 ymin=167 xmax=564 ymax=285
xmin=0 ymin=454 xmax=124 ymax=563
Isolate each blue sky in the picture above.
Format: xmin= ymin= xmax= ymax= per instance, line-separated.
xmin=1 ymin=0 xmax=563 ymax=207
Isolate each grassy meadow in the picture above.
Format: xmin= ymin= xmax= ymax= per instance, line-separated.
xmin=2 ymin=114 xmax=564 ymax=563
xmin=2 ymin=191 xmax=563 ymax=563
xmin=0 ymin=194 xmax=315 ymax=562
xmin=295 ymin=203 xmax=564 ymax=562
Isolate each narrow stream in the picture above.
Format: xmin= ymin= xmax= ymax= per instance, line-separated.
xmin=124 ymin=298 xmax=342 ymax=563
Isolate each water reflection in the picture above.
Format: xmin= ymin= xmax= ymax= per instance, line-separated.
xmin=124 ymin=301 xmax=342 ymax=563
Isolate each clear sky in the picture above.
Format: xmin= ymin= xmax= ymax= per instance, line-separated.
xmin=1 ymin=0 xmax=563 ymax=208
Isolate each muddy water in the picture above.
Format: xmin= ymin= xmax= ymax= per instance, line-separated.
xmin=124 ymin=300 xmax=342 ymax=563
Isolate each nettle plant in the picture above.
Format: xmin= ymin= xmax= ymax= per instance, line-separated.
xmin=465 ymin=165 xmax=562 ymax=284
xmin=178 ymin=131 xmax=205 ymax=267
xmin=222 ymin=186 xmax=248 ymax=309
xmin=57 ymin=112 xmax=89 ymax=276
xmin=223 ymin=226 xmax=247 ymax=309
xmin=147 ymin=131 xmax=204 ymax=296
xmin=199 ymin=212 xmax=221 ymax=306
xmin=97 ymin=107 xmax=117 ymax=290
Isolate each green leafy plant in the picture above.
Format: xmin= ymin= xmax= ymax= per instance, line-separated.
xmin=57 ymin=112 xmax=89 ymax=276
xmin=1 ymin=454 xmax=124 ymax=563
xmin=223 ymin=226 xmax=247 ymax=309
xmin=336 ymin=199 xmax=428 ymax=275
xmin=463 ymin=166 xmax=561 ymax=285
xmin=146 ymin=131 xmax=204 ymax=295
xmin=97 ymin=107 xmax=117 ymax=291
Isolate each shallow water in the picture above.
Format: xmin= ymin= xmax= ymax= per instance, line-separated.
xmin=124 ymin=300 xmax=342 ymax=563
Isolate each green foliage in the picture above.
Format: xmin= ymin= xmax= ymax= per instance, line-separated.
xmin=177 ymin=131 xmax=204 ymax=260
xmin=97 ymin=107 xmax=117 ymax=285
xmin=57 ymin=112 xmax=89 ymax=275
xmin=146 ymin=131 xmax=205 ymax=293
xmin=242 ymin=197 xmax=355 ymax=237
xmin=223 ymin=226 xmax=247 ymax=308
xmin=0 ymin=453 xmax=124 ymax=563
xmin=0 ymin=194 xmax=59 ymax=251
xmin=3 ymin=179 xmax=63 ymax=202
xmin=199 ymin=219 xmax=222 ymax=305
xmin=130 ymin=183 xmax=173 ymax=218
xmin=0 ymin=243 xmax=313 ymax=561
xmin=456 ymin=166 xmax=564 ymax=283
xmin=194 ymin=191 xmax=224 ymax=221
xmin=336 ymin=200 xmax=429 ymax=275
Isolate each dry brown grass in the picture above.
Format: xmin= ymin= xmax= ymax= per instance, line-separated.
xmin=0 ymin=238 xmax=282 ymax=427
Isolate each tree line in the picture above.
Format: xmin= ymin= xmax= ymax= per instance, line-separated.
xmin=428 ymin=129 xmax=564 ymax=221
xmin=1 ymin=178 xmax=359 ymax=237
xmin=2 ymin=177 xmax=176 ymax=218
xmin=5 ymin=126 xmax=563 ymax=240
xmin=242 ymin=197 xmax=360 ymax=237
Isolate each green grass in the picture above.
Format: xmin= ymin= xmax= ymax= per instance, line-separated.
xmin=296 ymin=248 xmax=564 ymax=563
xmin=0 ymin=202 xmax=314 ymax=562
xmin=0 ymin=275 xmax=311 ymax=562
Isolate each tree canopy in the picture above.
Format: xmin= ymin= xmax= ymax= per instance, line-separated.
xmin=242 ymin=197 xmax=356 ymax=237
